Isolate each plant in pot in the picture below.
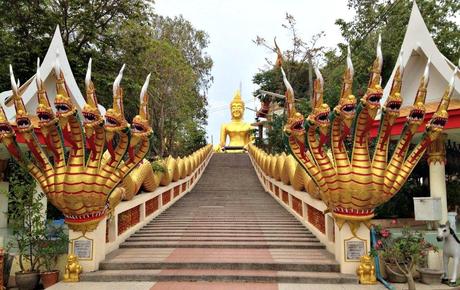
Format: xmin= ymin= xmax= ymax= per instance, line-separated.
xmin=38 ymin=221 xmax=69 ymax=288
xmin=372 ymin=226 xmax=437 ymax=290
xmin=7 ymin=165 xmax=45 ymax=290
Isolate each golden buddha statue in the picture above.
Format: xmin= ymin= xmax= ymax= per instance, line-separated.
xmin=218 ymin=91 xmax=252 ymax=152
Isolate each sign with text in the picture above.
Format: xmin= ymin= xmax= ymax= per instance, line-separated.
xmin=344 ymin=239 xmax=366 ymax=261
xmin=72 ymin=238 xmax=93 ymax=260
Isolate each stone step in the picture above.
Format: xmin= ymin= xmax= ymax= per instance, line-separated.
xmin=120 ymin=241 xmax=324 ymax=249
xmin=126 ymin=237 xmax=318 ymax=242
xmin=130 ymin=233 xmax=316 ymax=239
xmin=81 ymin=269 xmax=357 ymax=283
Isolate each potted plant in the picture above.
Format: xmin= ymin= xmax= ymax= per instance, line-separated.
xmin=7 ymin=164 xmax=45 ymax=290
xmin=372 ymin=226 xmax=437 ymax=290
xmin=38 ymin=221 xmax=68 ymax=288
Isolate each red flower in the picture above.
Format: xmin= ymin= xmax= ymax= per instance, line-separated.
xmin=380 ymin=229 xmax=390 ymax=238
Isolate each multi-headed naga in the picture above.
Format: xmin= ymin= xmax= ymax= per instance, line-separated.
xmin=279 ymin=37 xmax=456 ymax=230
xmin=0 ymin=57 xmax=153 ymax=232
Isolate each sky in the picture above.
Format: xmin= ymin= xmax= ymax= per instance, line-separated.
xmin=155 ymin=0 xmax=354 ymax=146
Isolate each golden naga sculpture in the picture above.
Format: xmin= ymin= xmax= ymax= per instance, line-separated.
xmin=218 ymin=90 xmax=253 ymax=152
xmin=356 ymin=255 xmax=377 ymax=285
xmin=63 ymin=254 xmax=82 ymax=282
xmin=0 ymin=57 xmax=154 ymax=232
xmin=277 ymin=36 xmax=456 ymax=228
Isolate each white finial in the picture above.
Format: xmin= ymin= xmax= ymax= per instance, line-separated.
xmin=397 ymin=49 xmax=404 ymax=75
xmin=54 ymin=49 xmax=61 ymax=77
xmin=113 ymin=64 xmax=125 ymax=96
xmin=448 ymin=68 xmax=458 ymax=97
xmin=314 ymin=66 xmax=324 ymax=88
xmin=347 ymin=45 xmax=354 ymax=78
xmin=36 ymin=58 xmax=41 ymax=88
xmin=140 ymin=73 xmax=151 ymax=101
xmin=376 ymin=34 xmax=383 ymax=71
xmin=85 ymin=58 xmax=92 ymax=89
xmin=280 ymin=67 xmax=294 ymax=96
xmin=9 ymin=65 xmax=18 ymax=96
xmin=423 ymin=58 xmax=431 ymax=86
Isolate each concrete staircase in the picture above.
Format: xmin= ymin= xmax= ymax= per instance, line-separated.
xmin=82 ymin=154 xmax=356 ymax=284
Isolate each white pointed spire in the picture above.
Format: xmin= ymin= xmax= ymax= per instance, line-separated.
xmin=347 ymin=45 xmax=354 ymax=79
xmin=314 ymin=66 xmax=324 ymax=88
xmin=113 ymin=64 xmax=125 ymax=96
xmin=423 ymin=58 xmax=431 ymax=86
xmin=36 ymin=58 xmax=42 ymax=88
xmin=140 ymin=73 xmax=151 ymax=101
xmin=9 ymin=65 xmax=18 ymax=96
xmin=85 ymin=58 xmax=92 ymax=89
xmin=376 ymin=34 xmax=383 ymax=71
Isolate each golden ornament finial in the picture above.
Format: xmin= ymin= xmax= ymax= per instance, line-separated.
xmin=9 ymin=65 xmax=27 ymax=114
xmin=413 ymin=58 xmax=430 ymax=105
xmin=340 ymin=45 xmax=354 ymax=99
xmin=112 ymin=64 xmax=125 ymax=115
xmin=313 ymin=66 xmax=324 ymax=108
xmin=389 ymin=50 xmax=404 ymax=97
xmin=367 ymin=34 xmax=383 ymax=90
xmin=230 ymin=90 xmax=244 ymax=107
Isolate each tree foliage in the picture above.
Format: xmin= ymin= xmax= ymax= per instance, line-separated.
xmin=0 ymin=0 xmax=212 ymax=157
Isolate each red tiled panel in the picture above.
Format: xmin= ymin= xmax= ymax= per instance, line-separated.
xmin=181 ymin=182 xmax=187 ymax=192
xmin=269 ymin=183 xmax=273 ymax=192
xmin=162 ymin=191 xmax=171 ymax=205
xmin=307 ymin=205 xmax=325 ymax=234
xmin=174 ymin=185 xmax=180 ymax=197
xmin=131 ymin=205 xmax=140 ymax=225
xmin=145 ymin=196 xmax=159 ymax=216
xmin=118 ymin=205 xmax=141 ymax=236
xmin=274 ymin=186 xmax=279 ymax=198
xmin=282 ymin=191 xmax=289 ymax=205
xmin=291 ymin=196 xmax=302 ymax=216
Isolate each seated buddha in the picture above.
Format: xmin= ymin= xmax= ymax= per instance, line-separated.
xmin=219 ymin=91 xmax=253 ymax=152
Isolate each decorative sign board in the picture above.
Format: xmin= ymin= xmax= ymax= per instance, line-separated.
xmin=72 ymin=237 xmax=93 ymax=260
xmin=413 ymin=197 xmax=442 ymax=221
xmin=344 ymin=238 xmax=366 ymax=261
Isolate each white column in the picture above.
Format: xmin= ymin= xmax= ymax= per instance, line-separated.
xmin=334 ymin=222 xmax=371 ymax=274
xmin=428 ymin=133 xmax=448 ymax=224
xmin=68 ymin=217 xmax=107 ymax=272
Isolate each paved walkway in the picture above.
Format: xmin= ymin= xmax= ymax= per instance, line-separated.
xmin=48 ymin=281 xmax=459 ymax=290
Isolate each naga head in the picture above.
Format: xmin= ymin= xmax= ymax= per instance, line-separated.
xmin=361 ymin=35 xmax=383 ymax=119
xmin=10 ymin=65 xmax=33 ymax=133
xmin=105 ymin=64 xmax=129 ymax=134
xmin=35 ymin=58 xmax=58 ymax=129
xmin=0 ymin=105 xmax=15 ymax=140
xmin=383 ymin=50 xmax=404 ymax=124
xmin=54 ymin=51 xmax=77 ymax=127
xmin=407 ymin=59 xmax=430 ymax=133
xmin=426 ymin=68 xmax=456 ymax=141
xmin=82 ymin=58 xmax=103 ymax=136
xmin=131 ymin=73 xmax=153 ymax=146
xmin=335 ymin=46 xmax=357 ymax=129
xmin=307 ymin=67 xmax=330 ymax=136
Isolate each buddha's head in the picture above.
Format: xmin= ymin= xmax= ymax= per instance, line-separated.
xmin=230 ymin=90 xmax=244 ymax=120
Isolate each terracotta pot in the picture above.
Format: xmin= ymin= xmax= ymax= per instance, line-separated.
xmin=15 ymin=271 xmax=40 ymax=290
xmin=41 ymin=270 xmax=60 ymax=288
xmin=418 ymin=268 xmax=443 ymax=285
xmin=384 ymin=262 xmax=407 ymax=283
